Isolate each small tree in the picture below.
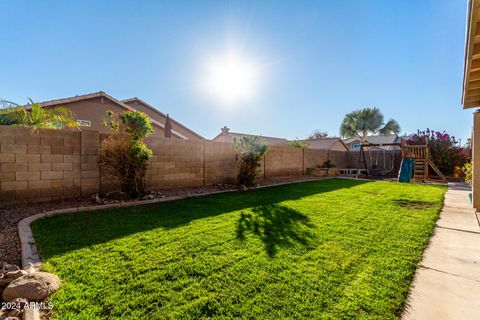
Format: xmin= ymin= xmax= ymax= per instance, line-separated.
xmin=407 ymin=129 xmax=467 ymax=176
xmin=98 ymin=110 xmax=154 ymax=197
xmin=234 ymin=136 xmax=269 ymax=187
xmin=308 ymin=130 xmax=328 ymax=140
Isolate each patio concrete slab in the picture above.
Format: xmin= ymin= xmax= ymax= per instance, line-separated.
xmin=403 ymin=268 xmax=480 ymax=320
xmin=436 ymin=208 xmax=479 ymax=233
xmin=403 ymin=182 xmax=480 ymax=320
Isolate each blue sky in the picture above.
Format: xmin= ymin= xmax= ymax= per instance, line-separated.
xmin=0 ymin=0 xmax=471 ymax=142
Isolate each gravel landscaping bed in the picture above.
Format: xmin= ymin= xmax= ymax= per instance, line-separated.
xmin=0 ymin=176 xmax=326 ymax=266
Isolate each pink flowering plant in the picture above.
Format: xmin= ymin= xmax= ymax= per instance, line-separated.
xmin=406 ymin=129 xmax=467 ymax=176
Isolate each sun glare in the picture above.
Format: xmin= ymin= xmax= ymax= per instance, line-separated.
xmin=202 ymin=53 xmax=259 ymax=105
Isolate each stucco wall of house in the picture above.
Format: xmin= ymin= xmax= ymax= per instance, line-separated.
xmin=330 ymin=141 xmax=349 ymax=151
xmin=43 ymin=97 xmax=165 ymax=136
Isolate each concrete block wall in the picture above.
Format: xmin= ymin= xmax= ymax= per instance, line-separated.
xmin=204 ymin=141 xmax=237 ymax=185
xmin=0 ymin=126 xmax=356 ymax=204
xmin=265 ymin=146 xmax=303 ymax=177
xmin=0 ymin=126 xmax=89 ymax=203
xmin=144 ymin=137 xmax=205 ymax=189
xmin=304 ymin=149 xmax=329 ymax=171
xmin=329 ymin=150 xmax=349 ymax=168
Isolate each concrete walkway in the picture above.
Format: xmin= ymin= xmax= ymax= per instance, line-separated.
xmin=403 ymin=182 xmax=480 ymax=319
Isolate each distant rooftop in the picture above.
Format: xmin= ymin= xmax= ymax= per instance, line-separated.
xmin=212 ymin=126 xmax=289 ymax=146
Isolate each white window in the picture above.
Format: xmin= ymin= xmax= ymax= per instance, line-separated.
xmin=353 ymin=143 xmax=361 ymax=151
xmin=77 ymin=119 xmax=91 ymax=127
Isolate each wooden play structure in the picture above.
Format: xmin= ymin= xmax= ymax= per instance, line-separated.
xmin=399 ymin=138 xmax=446 ymax=182
xmin=359 ymin=138 xmax=446 ymax=182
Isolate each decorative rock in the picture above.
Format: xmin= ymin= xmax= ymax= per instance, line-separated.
xmin=0 ymin=262 xmax=20 ymax=272
xmin=2 ymin=272 xmax=60 ymax=302
xmin=141 ymin=194 xmax=154 ymax=200
xmin=6 ymin=270 xmax=27 ymax=280
xmin=7 ymin=309 xmax=22 ymax=317
xmin=0 ymin=278 xmax=13 ymax=286
xmin=12 ymin=298 xmax=28 ymax=308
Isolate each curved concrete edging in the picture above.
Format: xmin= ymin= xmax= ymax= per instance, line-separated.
xmin=19 ymin=176 xmax=371 ymax=272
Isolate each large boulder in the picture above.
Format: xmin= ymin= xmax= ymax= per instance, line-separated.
xmin=2 ymin=272 xmax=60 ymax=302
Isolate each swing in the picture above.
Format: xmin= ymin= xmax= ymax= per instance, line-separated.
xmin=379 ymin=147 xmax=396 ymax=175
xmin=359 ymin=142 xmax=402 ymax=178
xmin=367 ymin=147 xmax=379 ymax=175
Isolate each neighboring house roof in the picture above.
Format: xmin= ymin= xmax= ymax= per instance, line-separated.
xmin=212 ymin=126 xmax=289 ymax=146
xmin=33 ymin=91 xmax=191 ymax=140
xmin=342 ymin=135 xmax=402 ymax=151
xmin=343 ymin=135 xmax=399 ymax=145
xmin=121 ymin=97 xmax=204 ymax=140
xmin=301 ymin=138 xmax=349 ymax=151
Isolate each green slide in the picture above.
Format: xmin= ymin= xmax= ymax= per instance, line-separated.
xmin=398 ymin=158 xmax=414 ymax=183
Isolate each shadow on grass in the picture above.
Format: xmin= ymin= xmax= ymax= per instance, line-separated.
xmin=32 ymin=179 xmax=370 ymax=259
xmin=392 ymin=199 xmax=438 ymax=210
xmin=236 ymin=204 xmax=315 ymax=257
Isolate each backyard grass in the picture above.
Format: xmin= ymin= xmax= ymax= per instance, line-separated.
xmin=32 ymin=179 xmax=446 ymax=319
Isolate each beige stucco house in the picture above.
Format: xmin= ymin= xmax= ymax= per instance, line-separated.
xmin=212 ymin=126 xmax=290 ymax=146
xmin=463 ymin=0 xmax=480 ymax=210
xmin=36 ymin=92 xmax=204 ymax=140
xmin=342 ymin=134 xmax=407 ymax=151
xmin=212 ymin=126 xmax=348 ymax=151
xmin=301 ymin=138 xmax=349 ymax=151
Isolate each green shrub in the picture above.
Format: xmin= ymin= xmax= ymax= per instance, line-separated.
xmin=234 ymin=136 xmax=269 ymax=187
xmin=98 ymin=110 xmax=153 ymax=197
xmin=288 ymin=139 xmax=308 ymax=148
xmin=321 ymin=160 xmax=335 ymax=168
xmin=463 ymin=162 xmax=472 ymax=186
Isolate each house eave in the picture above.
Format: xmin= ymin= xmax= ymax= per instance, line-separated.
xmin=462 ymin=0 xmax=480 ymax=109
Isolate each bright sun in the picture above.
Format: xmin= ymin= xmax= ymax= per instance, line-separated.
xmin=202 ymin=53 xmax=259 ymax=105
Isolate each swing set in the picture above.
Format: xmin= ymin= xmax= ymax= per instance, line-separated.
xmin=359 ymin=143 xmax=400 ymax=176
xmin=359 ymin=138 xmax=446 ymax=182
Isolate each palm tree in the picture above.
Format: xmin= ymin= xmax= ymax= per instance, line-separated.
xmin=0 ymin=99 xmax=78 ymax=129
xmin=339 ymin=107 xmax=400 ymax=143
xmin=0 ymin=99 xmax=19 ymax=109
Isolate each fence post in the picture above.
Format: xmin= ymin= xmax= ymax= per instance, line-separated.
xmin=263 ymin=154 xmax=266 ymax=179
xmin=302 ymin=148 xmax=305 ymax=175
xmin=203 ymin=140 xmax=206 ymax=186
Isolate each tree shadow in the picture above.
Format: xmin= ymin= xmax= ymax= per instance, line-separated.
xmin=236 ymin=204 xmax=315 ymax=257
xmin=32 ymin=179 xmax=370 ymax=259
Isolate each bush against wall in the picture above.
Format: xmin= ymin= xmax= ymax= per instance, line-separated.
xmin=98 ymin=110 xmax=153 ymax=197
xmin=463 ymin=162 xmax=472 ymax=186
xmin=234 ymin=136 xmax=269 ymax=187
xmin=406 ymin=129 xmax=467 ymax=176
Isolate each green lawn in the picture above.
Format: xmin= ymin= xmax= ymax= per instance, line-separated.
xmin=32 ymin=179 xmax=446 ymax=319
